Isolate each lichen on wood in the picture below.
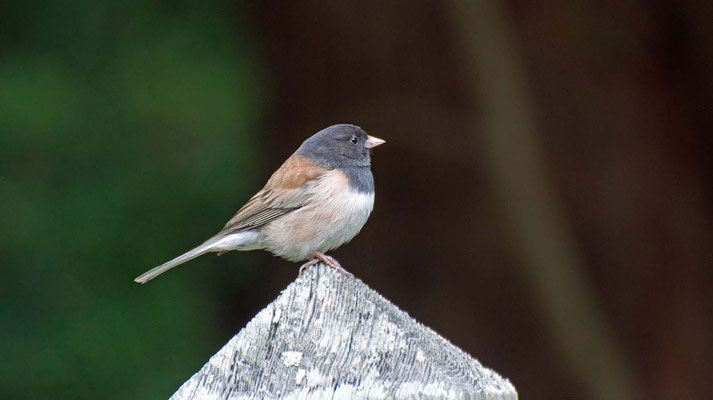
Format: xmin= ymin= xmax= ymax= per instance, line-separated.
xmin=171 ymin=263 xmax=517 ymax=400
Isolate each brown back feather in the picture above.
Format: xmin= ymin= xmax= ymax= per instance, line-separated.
xmin=264 ymin=154 xmax=328 ymax=189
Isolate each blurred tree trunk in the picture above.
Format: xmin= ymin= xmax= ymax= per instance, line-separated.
xmin=445 ymin=1 xmax=637 ymax=399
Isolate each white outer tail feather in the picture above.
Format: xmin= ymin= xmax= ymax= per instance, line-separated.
xmin=134 ymin=231 xmax=259 ymax=284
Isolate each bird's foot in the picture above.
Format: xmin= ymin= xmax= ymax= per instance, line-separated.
xmin=299 ymin=251 xmax=353 ymax=277
xmin=298 ymin=258 xmax=320 ymax=275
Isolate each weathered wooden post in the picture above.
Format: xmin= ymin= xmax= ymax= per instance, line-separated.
xmin=171 ymin=263 xmax=517 ymax=399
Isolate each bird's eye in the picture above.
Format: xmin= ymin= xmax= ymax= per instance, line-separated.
xmin=350 ymin=136 xmax=358 ymax=144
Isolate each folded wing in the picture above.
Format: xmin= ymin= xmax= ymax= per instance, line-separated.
xmin=213 ymin=154 xmax=330 ymax=238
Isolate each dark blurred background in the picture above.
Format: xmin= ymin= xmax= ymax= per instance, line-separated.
xmin=2 ymin=1 xmax=712 ymax=399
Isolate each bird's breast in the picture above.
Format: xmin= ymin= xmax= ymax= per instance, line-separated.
xmin=260 ymin=169 xmax=375 ymax=261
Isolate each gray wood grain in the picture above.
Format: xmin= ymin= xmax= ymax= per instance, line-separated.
xmin=171 ymin=263 xmax=517 ymax=400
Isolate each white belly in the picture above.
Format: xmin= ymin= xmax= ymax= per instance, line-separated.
xmin=259 ymin=170 xmax=375 ymax=261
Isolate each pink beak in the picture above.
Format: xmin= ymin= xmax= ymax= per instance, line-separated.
xmin=365 ymin=135 xmax=386 ymax=149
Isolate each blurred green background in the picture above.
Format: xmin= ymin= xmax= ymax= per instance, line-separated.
xmin=2 ymin=1 xmax=713 ymax=399
xmin=1 ymin=1 xmax=263 ymax=398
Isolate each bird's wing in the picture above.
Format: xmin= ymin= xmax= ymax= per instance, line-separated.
xmin=213 ymin=154 xmax=329 ymax=237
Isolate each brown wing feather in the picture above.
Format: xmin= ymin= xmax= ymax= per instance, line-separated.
xmin=213 ymin=154 xmax=329 ymax=238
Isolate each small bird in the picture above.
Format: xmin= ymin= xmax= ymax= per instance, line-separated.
xmin=134 ymin=124 xmax=385 ymax=284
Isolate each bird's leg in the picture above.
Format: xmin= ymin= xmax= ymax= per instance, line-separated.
xmin=310 ymin=251 xmax=353 ymax=276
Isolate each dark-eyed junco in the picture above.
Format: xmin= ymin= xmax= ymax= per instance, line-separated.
xmin=134 ymin=124 xmax=385 ymax=284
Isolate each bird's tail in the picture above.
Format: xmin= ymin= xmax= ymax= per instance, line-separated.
xmin=134 ymin=240 xmax=217 ymax=284
xmin=134 ymin=231 xmax=260 ymax=284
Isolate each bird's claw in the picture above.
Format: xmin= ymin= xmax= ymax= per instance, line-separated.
xmin=298 ymin=251 xmax=353 ymax=276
